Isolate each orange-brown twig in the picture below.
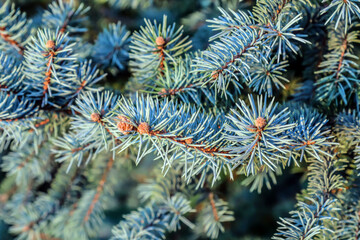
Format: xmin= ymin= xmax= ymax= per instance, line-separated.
xmin=158 ymin=84 xmax=194 ymax=97
xmin=155 ymin=36 xmax=167 ymax=75
xmin=209 ymin=192 xmax=219 ymax=221
xmin=83 ymin=157 xmax=114 ymax=222
xmin=335 ymin=35 xmax=348 ymax=80
xmin=0 ymin=26 xmax=25 ymax=55
xmin=59 ymin=10 xmax=74 ymax=34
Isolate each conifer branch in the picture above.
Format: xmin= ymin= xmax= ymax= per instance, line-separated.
xmin=208 ymin=192 xmax=219 ymax=222
xmin=130 ymin=15 xmax=192 ymax=81
xmin=59 ymin=10 xmax=74 ymax=34
xmin=336 ymin=34 xmax=348 ymax=79
xmin=43 ymin=0 xmax=89 ymax=38
xmin=315 ymin=22 xmax=360 ymax=105
xmin=0 ymin=26 xmax=24 ymax=55
xmin=0 ymin=1 xmax=359 ymax=239
xmin=0 ymin=0 xmax=30 ymax=56
xmin=83 ymin=157 xmax=114 ymax=222
xmin=93 ymin=22 xmax=130 ymax=70
xmin=273 ymin=156 xmax=344 ymax=239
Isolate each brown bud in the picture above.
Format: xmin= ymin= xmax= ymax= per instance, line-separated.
xmin=255 ymin=117 xmax=267 ymax=129
xmin=90 ymin=113 xmax=101 ymax=122
xmin=185 ymin=138 xmax=193 ymax=144
xmin=45 ymin=40 xmax=55 ymax=49
xmin=117 ymin=116 xmax=134 ymax=135
xmin=155 ymin=36 xmax=166 ymax=47
xmin=137 ymin=122 xmax=150 ymax=135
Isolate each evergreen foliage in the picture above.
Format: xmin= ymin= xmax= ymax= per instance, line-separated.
xmin=0 ymin=0 xmax=360 ymax=239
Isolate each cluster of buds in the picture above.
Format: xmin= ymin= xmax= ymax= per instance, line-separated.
xmin=117 ymin=116 xmax=135 ymax=135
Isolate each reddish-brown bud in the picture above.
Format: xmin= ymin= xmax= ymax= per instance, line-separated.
xmin=90 ymin=113 xmax=101 ymax=122
xmin=117 ymin=116 xmax=134 ymax=135
xmin=255 ymin=117 xmax=267 ymax=129
xmin=137 ymin=122 xmax=150 ymax=135
xmin=155 ymin=36 xmax=166 ymax=47
xmin=45 ymin=40 xmax=55 ymax=49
